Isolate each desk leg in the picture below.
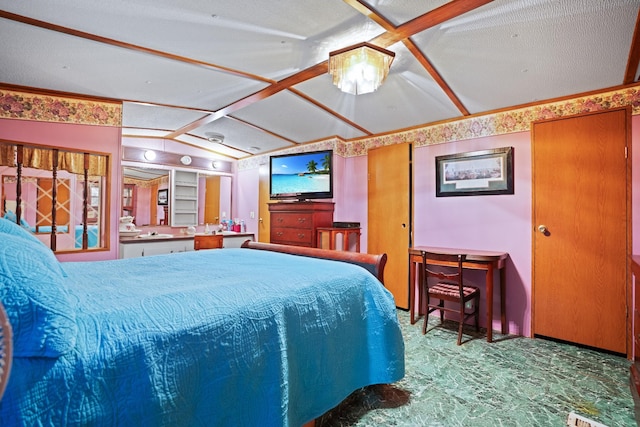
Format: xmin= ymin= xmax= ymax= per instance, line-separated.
xmin=486 ymin=264 xmax=494 ymax=343
xmin=500 ymin=267 xmax=507 ymax=335
xmin=409 ymin=259 xmax=416 ymax=324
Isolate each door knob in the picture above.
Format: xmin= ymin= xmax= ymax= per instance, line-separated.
xmin=538 ymin=224 xmax=548 ymax=233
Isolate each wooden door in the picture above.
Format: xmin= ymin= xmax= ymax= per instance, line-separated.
xmin=204 ymin=176 xmax=221 ymax=225
xmin=368 ymin=143 xmax=411 ymax=309
xmin=532 ymin=108 xmax=629 ymax=354
xmin=258 ymin=164 xmax=271 ymax=242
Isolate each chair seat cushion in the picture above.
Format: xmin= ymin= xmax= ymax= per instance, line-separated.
xmin=429 ymin=282 xmax=479 ymax=298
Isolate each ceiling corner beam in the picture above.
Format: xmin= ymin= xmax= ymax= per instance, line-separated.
xmin=288 ymin=88 xmax=374 ymax=136
xmin=370 ymin=0 xmax=494 ymax=48
xmin=403 ymin=39 xmax=469 ymax=116
xmin=166 ymin=62 xmax=329 ymax=138
xmin=342 ymin=0 xmax=396 ymax=32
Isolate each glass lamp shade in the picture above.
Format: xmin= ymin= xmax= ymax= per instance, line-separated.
xmin=328 ymin=43 xmax=395 ymax=95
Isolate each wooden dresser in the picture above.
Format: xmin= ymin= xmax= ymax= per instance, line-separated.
xmin=269 ymin=201 xmax=334 ymax=248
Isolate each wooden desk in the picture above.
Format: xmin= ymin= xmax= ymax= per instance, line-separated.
xmin=409 ymin=246 xmax=509 ymax=343
xmin=316 ymin=227 xmax=360 ymax=252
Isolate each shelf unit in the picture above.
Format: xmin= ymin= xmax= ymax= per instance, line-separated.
xmin=171 ymin=170 xmax=199 ymax=226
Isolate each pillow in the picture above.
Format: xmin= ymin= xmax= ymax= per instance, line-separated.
xmin=0 ymin=217 xmax=68 ymax=277
xmin=2 ymin=210 xmax=16 ymax=222
xmin=0 ymin=216 xmax=41 ymax=246
xmin=0 ymin=233 xmax=77 ymax=357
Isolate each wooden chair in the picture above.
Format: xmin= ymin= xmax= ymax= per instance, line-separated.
xmin=194 ymin=234 xmax=223 ymax=250
xmin=0 ymin=300 xmax=12 ymax=400
xmin=421 ymin=251 xmax=480 ymax=345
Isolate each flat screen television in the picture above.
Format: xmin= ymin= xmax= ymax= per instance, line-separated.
xmin=269 ymin=149 xmax=333 ymax=201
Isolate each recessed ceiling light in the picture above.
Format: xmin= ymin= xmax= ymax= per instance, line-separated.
xmin=248 ymin=146 xmax=261 ymax=152
xmin=180 ymin=155 xmax=192 ymax=165
xmin=212 ymin=161 xmax=221 ymax=169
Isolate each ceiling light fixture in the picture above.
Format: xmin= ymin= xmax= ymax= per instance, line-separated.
xmin=328 ymin=42 xmax=395 ymax=95
xmin=143 ymin=150 xmax=156 ymax=161
xmin=205 ymin=132 xmax=225 ymax=144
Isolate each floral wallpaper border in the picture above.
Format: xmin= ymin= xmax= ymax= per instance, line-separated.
xmin=238 ymin=85 xmax=640 ymax=171
xmin=0 ymin=89 xmax=122 ymax=127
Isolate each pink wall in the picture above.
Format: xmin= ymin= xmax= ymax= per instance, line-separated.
xmin=0 ymin=118 xmax=122 ymax=261
xmin=238 ymin=115 xmax=640 ymax=338
xmin=236 ymin=167 xmax=260 ymax=233
xmin=412 ymin=133 xmax=532 ymax=336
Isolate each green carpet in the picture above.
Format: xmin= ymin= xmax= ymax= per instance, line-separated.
xmin=318 ymin=310 xmax=636 ymax=426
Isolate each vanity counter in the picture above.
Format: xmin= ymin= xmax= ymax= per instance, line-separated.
xmin=119 ymin=232 xmax=255 ymax=258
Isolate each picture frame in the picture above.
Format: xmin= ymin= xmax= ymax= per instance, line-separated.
xmin=157 ymin=188 xmax=169 ymax=205
xmin=435 ymin=147 xmax=514 ymax=197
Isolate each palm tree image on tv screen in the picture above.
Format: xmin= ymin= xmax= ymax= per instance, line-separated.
xmin=271 ymin=151 xmax=332 ymax=197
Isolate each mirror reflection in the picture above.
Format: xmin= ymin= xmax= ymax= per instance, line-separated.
xmin=122 ymin=167 xmax=170 ymax=226
xmin=122 ymin=167 xmax=231 ymax=228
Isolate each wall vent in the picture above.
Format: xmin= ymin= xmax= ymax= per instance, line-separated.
xmin=566 ymin=412 xmax=609 ymax=427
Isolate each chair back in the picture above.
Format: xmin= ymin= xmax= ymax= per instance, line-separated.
xmin=0 ymin=300 xmax=12 ymax=401
xmin=421 ymin=251 xmax=466 ymax=292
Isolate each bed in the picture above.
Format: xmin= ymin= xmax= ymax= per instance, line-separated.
xmin=0 ymin=218 xmax=404 ymax=426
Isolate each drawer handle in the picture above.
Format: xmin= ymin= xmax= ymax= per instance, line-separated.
xmin=297 ymin=217 xmax=306 ymax=223
xmin=276 ymin=231 xmax=283 ymax=237
xmin=297 ymin=233 xmax=306 ymax=239
xmin=277 ymin=217 xmax=283 ymax=223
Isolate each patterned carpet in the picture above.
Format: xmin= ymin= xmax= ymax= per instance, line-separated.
xmin=317 ymin=310 xmax=636 ymax=427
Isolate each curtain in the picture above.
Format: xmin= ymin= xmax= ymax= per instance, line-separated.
xmin=0 ymin=143 xmax=107 ymax=176
xmin=0 ymin=144 xmax=16 ymax=167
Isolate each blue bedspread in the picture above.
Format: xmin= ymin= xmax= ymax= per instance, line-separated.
xmin=0 ymin=248 xmax=404 ymax=426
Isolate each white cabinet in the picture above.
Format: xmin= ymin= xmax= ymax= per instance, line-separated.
xmin=119 ymin=238 xmax=194 ymax=259
xmin=221 ymin=232 xmax=255 ymax=248
xmin=171 ymin=170 xmax=198 ymax=227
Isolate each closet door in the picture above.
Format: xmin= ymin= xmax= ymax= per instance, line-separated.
xmin=368 ymin=143 xmax=411 ymax=309
xmin=532 ymin=108 xmax=629 ymax=354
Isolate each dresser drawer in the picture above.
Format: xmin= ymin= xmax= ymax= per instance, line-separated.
xmin=268 ymin=201 xmax=334 ymax=248
xmin=272 ymin=213 xmax=314 ymax=229
xmin=271 ymin=227 xmax=313 ymax=245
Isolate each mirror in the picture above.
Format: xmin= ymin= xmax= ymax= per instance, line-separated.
xmin=122 ymin=167 xmax=231 ymax=227
xmin=1 ymin=143 xmax=108 ymax=252
xmin=122 ymin=167 xmax=170 ymax=226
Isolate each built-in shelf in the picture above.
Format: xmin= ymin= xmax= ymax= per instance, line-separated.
xmin=171 ymin=170 xmax=199 ymax=226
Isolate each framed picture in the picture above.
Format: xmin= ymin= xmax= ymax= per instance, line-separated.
xmin=157 ymin=189 xmax=169 ymax=205
xmin=435 ymin=147 xmax=514 ymax=197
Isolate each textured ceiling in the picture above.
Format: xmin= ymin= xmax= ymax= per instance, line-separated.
xmin=1 ymin=0 xmax=639 ymax=160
